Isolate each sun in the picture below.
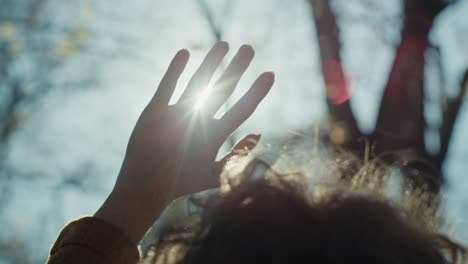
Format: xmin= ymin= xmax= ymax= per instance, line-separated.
xmin=194 ymin=88 xmax=212 ymax=111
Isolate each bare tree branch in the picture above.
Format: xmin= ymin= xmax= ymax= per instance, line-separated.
xmin=308 ymin=0 xmax=361 ymax=148
xmin=372 ymin=35 xmax=428 ymax=154
xmin=372 ymin=0 xmax=457 ymax=191
xmin=196 ymin=0 xmax=222 ymax=41
xmin=438 ymin=70 xmax=468 ymax=166
xmin=372 ymin=0 xmax=452 ymax=155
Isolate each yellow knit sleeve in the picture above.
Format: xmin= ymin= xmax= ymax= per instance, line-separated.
xmin=47 ymin=217 xmax=140 ymax=264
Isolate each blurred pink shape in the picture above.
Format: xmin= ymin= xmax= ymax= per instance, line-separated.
xmin=323 ymin=60 xmax=352 ymax=105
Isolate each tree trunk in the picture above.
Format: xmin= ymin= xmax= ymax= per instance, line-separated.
xmin=308 ymin=0 xmax=462 ymax=192
xmin=308 ymin=0 xmax=362 ymax=150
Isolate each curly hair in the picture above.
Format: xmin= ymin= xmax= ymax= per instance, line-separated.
xmin=143 ymin=142 xmax=466 ymax=264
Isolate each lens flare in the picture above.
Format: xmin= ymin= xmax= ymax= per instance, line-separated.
xmin=194 ymin=88 xmax=212 ymax=110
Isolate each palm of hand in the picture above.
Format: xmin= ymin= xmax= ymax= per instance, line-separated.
xmin=117 ymin=42 xmax=274 ymax=201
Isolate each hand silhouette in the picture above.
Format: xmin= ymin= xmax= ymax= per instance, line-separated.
xmin=95 ymin=42 xmax=274 ymax=243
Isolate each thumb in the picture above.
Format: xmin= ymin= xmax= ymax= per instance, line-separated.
xmin=214 ymin=134 xmax=261 ymax=175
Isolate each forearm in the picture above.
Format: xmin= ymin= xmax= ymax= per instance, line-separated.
xmin=94 ymin=186 xmax=170 ymax=245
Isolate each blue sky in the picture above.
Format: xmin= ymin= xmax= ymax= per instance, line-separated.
xmin=2 ymin=0 xmax=468 ymax=261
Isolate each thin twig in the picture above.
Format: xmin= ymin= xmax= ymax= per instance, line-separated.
xmin=438 ymin=69 xmax=468 ymax=166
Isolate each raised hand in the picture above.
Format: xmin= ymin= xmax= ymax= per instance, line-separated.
xmin=95 ymin=42 xmax=274 ymax=243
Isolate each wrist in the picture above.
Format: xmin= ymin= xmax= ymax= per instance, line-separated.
xmin=94 ymin=188 xmax=167 ymax=244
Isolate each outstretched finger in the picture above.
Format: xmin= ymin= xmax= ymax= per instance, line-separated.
xmin=203 ymin=45 xmax=254 ymax=115
xmin=220 ymin=72 xmax=274 ymax=135
xmin=178 ymin=42 xmax=229 ymax=105
xmin=152 ymin=49 xmax=190 ymax=106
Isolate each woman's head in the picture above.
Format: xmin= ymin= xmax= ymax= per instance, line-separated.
xmin=145 ymin=143 xmax=466 ymax=263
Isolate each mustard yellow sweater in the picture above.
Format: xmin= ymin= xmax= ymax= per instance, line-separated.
xmin=47 ymin=217 xmax=140 ymax=264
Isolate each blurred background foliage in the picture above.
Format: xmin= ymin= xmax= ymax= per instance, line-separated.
xmin=0 ymin=0 xmax=468 ymax=262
